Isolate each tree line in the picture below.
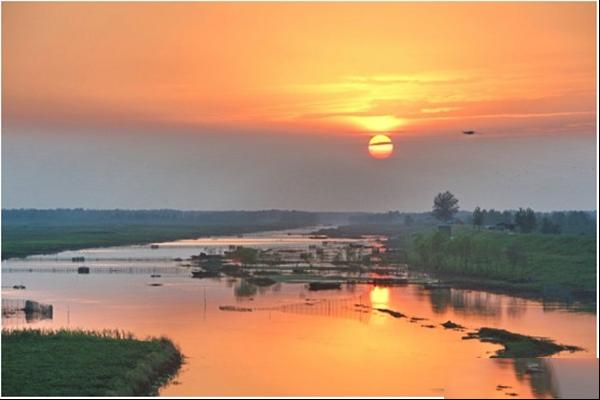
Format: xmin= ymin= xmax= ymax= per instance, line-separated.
xmin=471 ymin=207 xmax=594 ymax=234
xmin=431 ymin=191 xmax=595 ymax=235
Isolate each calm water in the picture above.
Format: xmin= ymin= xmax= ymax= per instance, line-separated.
xmin=2 ymin=230 xmax=597 ymax=398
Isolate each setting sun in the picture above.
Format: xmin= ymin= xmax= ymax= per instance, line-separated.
xmin=368 ymin=134 xmax=394 ymax=159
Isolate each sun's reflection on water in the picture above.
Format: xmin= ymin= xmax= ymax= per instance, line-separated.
xmin=370 ymin=286 xmax=390 ymax=306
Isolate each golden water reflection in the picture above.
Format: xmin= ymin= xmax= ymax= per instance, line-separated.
xmin=369 ymin=286 xmax=389 ymax=306
xmin=2 ymin=259 xmax=597 ymax=397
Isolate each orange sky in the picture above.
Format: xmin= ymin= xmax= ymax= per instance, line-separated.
xmin=2 ymin=2 xmax=597 ymax=137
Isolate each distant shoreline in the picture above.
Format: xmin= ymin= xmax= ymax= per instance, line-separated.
xmin=412 ymin=269 xmax=597 ymax=313
xmin=1 ymin=223 xmax=316 ymax=260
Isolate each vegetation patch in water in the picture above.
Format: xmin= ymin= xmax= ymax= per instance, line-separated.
xmin=1 ymin=329 xmax=183 ymax=396
xmin=246 ymin=276 xmax=277 ymax=287
xmin=307 ymin=282 xmax=342 ymax=291
xmin=441 ymin=320 xmax=466 ymax=330
xmin=375 ymin=308 xmax=407 ymax=318
xmin=463 ymin=327 xmax=582 ymax=358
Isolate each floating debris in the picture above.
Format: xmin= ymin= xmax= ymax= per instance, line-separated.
xmin=23 ymin=300 xmax=53 ymax=322
xmin=292 ymin=268 xmax=306 ymax=274
xmin=422 ymin=282 xmax=451 ymax=290
xmin=441 ymin=320 xmax=466 ymax=330
xmin=220 ymin=264 xmax=250 ymax=278
xmin=368 ymin=277 xmax=408 ymax=286
xmin=421 ymin=324 xmax=436 ymax=329
xmin=12 ymin=285 xmax=26 ymax=290
xmin=375 ymin=308 xmax=406 ymax=318
xmin=191 ymin=269 xmax=220 ymax=279
xmin=246 ymin=277 xmax=277 ymax=287
xmin=496 ymin=385 xmax=512 ymax=391
xmin=219 ymin=305 xmax=252 ymax=312
xmin=253 ymin=270 xmax=280 ymax=276
xmin=525 ymin=361 xmax=543 ymax=373
xmin=307 ymin=282 xmax=341 ymax=291
xmin=148 ymin=283 xmax=163 ymax=287
xmin=150 ymin=274 xmax=162 ymax=278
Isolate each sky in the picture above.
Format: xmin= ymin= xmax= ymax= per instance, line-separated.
xmin=1 ymin=2 xmax=597 ymax=212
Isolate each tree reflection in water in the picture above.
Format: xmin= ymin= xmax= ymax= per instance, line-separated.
xmin=427 ymin=288 xmax=525 ymax=319
xmin=512 ymin=358 xmax=559 ymax=399
xmin=506 ymin=297 xmax=528 ymax=318
xmin=450 ymin=291 xmax=502 ymax=317
xmin=234 ymin=279 xmax=258 ymax=298
xmin=428 ymin=288 xmax=452 ymax=313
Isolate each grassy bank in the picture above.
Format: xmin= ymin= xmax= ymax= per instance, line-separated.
xmin=1 ymin=329 xmax=183 ymax=396
xmin=1 ymin=223 xmax=304 ymax=260
xmin=408 ymin=229 xmax=597 ymax=303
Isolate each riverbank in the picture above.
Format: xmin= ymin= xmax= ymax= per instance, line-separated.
xmin=406 ymin=230 xmax=597 ymax=307
xmin=1 ymin=329 xmax=183 ymax=396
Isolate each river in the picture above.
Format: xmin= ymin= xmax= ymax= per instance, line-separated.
xmin=1 ymin=229 xmax=597 ymax=398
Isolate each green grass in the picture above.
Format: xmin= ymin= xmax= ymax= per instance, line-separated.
xmin=408 ymin=229 xmax=597 ymax=303
xmin=1 ymin=223 xmax=302 ymax=260
xmin=1 ymin=329 xmax=183 ymax=396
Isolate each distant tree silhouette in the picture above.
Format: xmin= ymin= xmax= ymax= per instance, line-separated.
xmin=501 ymin=210 xmax=513 ymax=224
xmin=514 ymin=208 xmax=537 ymax=233
xmin=472 ymin=206 xmax=485 ymax=229
xmin=432 ymin=191 xmax=459 ymax=222
xmin=540 ymin=217 xmax=561 ymax=234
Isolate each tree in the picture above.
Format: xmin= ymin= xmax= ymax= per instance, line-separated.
xmin=540 ymin=217 xmax=561 ymax=234
xmin=501 ymin=210 xmax=513 ymax=224
xmin=472 ymin=206 xmax=485 ymax=229
xmin=514 ymin=207 xmax=537 ymax=233
xmin=403 ymin=214 xmax=414 ymax=226
xmin=432 ymin=191 xmax=459 ymax=222
xmin=229 ymin=247 xmax=258 ymax=265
